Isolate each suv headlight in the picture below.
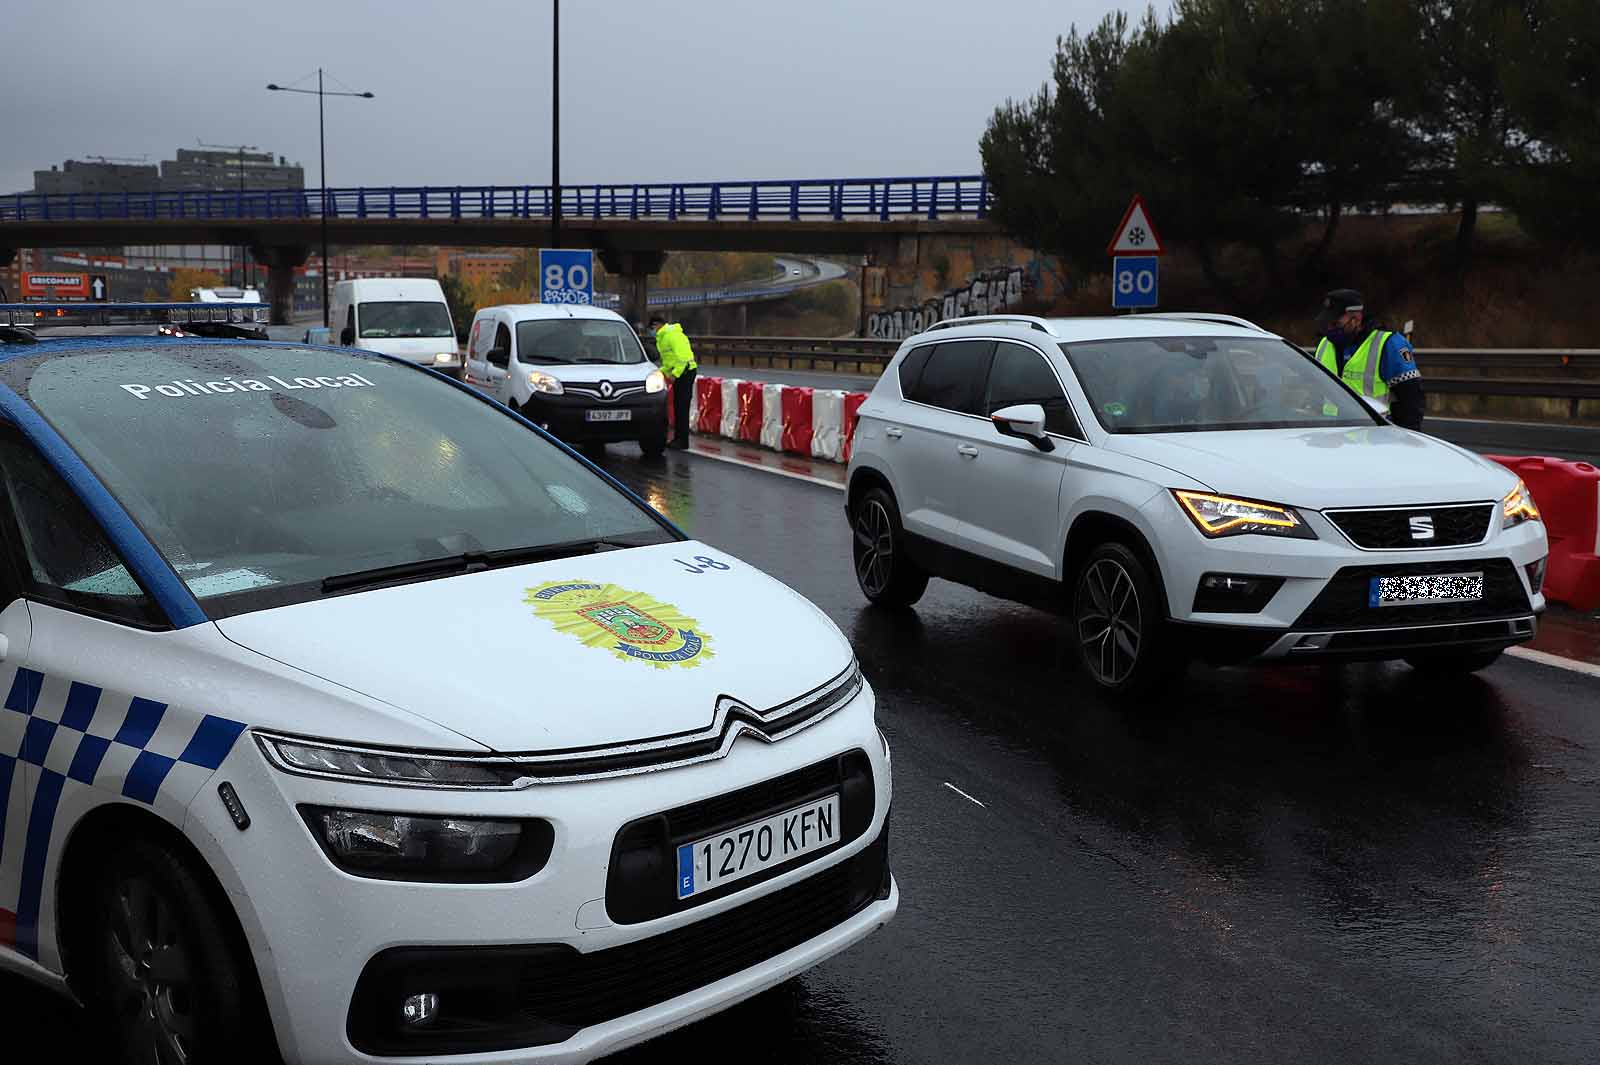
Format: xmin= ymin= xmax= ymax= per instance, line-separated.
xmin=256 ymin=733 xmax=528 ymax=789
xmin=645 ymin=369 xmax=666 ymax=394
xmin=1502 ymin=479 xmax=1541 ymax=528
xmin=528 ymin=370 xmax=564 ymax=395
xmin=1174 ymin=490 xmax=1316 ymax=540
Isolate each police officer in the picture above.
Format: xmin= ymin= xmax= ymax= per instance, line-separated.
xmin=650 ymin=313 xmax=698 ymax=450
xmin=1313 ymin=289 xmax=1425 ymax=430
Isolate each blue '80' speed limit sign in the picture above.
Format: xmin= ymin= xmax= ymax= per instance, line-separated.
xmin=539 ymin=249 xmax=594 ymax=305
xmin=1111 ymin=255 xmax=1158 ymax=310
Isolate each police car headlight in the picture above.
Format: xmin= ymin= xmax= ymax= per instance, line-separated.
xmin=303 ymin=807 xmax=549 ymax=880
xmin=645 ymin=370 xmax=666 ymax=394
xmin=1174 ymin=490 xmax=1316 ymax=540
xmin=528 ymin=370 xmax=564 ymax=395
xmin=256 ymin=733 xmax=527 ymax=789
xmin=1502 ymin=479 xmax=1541 ymax=528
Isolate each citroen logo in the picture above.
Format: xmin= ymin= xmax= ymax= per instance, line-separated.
xmin=1409 ymin=515 xmax=1435 ymax=541
xmin=599 ymin=380 xmax=614 ymax=398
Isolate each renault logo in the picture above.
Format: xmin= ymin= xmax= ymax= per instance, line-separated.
xmin=1409 ymin=515 xmax=1435 ymax=541
xmin=599 ymin=380 xmax=614 ymax=398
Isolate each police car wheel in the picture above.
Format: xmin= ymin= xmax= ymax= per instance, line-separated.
xmin=852 ymin=487 xmax=928 ymax=607
xmin=86 ymin=836 xmax=271 ymax=1065
xmin=1403 ymin=650 xmax=1503 ymax=675
xmin=1071 ymin=541 xmax=1184 ymax=698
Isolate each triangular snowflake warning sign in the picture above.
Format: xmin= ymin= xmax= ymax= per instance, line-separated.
xmin=1107 ymin=195 xmax=1165 ymax=256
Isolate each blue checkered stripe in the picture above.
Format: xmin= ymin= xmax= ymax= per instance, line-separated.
xmin=1 ymin=667 xmax=247 ymax=959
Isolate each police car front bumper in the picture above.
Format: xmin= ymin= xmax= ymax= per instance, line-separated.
xmin=1147 ymin=500 xmax=1548 ymax=664
xmin=183 ymin=685 xmax=893 ymax=1065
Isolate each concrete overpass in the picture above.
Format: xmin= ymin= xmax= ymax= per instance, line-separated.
xmin=0 ymin=177 xmax=999 ymax=322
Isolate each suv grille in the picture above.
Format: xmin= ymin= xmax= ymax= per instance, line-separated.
xmin=1324 ymin=503 xmax=1494 ymax=549
xmin=607 ymin=750 xmax=876 ymax=924
xmin=1294 ymin=558 xmax=1530 ymax=629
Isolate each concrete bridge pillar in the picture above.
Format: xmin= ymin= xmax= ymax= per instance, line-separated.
xmin=598 ymin=249 xmax=667 ymax=328
xmin=253 ymin=245 xmax=310 ymax=325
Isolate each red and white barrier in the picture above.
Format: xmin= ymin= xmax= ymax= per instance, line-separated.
xmin=761 ymin=383 xmax=784 ymax=450
xmin=811 ymin=389 xmax=847 ymax=461
xmin=719 ymin=378 xmax=744 ymax=439
xmin=781 ymin=386 xmax=814 ymax=456
xmin=1486 ymin=455 xmax=1600 ymax=610
xmin=674 ymin=370 xmax=871 ymax=468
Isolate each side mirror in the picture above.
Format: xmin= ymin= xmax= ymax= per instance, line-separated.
xmin=339 ymin=327 xmax=354 ymax=346
xmin=991 ymin=403 xmax=1054 ymax=451
xmin=1359 ymin=393 xmax=1391 ymax=419
xmin=487 ymin=346 xmax=509 ymax=367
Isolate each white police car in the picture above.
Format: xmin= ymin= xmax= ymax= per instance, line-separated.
xmin=0 ymin=304 xmax=895 ymax=1063
xmin=847 ymin=313 xmax=1548 ymax=695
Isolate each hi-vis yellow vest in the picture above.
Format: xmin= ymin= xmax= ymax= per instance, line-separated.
xmin=1315 ymin=330 xmax=1392 ymax=398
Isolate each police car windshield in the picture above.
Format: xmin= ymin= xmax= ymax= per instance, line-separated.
xmin=515 ymin=320 xmax=647 ymax=365
xmin=358 ymin=301 xmax=453 ymax=339
xmin=2 ymin=344 xmax=673 ymax=617
xmin=1061 ymin=336 xmax=1380 ymax=433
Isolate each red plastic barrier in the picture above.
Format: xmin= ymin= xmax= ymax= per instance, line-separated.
xmin=841 ymin=391 xmax=869 ymax=463
xmin=736 ymin=380 xmax=763 ymax=443
xmin=1486 ymin=455 xmax=1600 ymax=610
xmin=781 ymin=387 xmax=815 ymax=455
xmin=694 ymin=376 xmax=722 ymax=435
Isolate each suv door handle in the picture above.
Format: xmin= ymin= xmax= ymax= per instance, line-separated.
xmin=956 ymin=444 xmax=979 ymax=458
xmin=885 ymin=427 xmax=904 ymax=439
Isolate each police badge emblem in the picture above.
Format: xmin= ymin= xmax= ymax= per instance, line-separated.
xmin=524 ymin=581 xmax=714 ymax=668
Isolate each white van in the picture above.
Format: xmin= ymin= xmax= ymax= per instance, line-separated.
xmin=330 ymin=277 xmax=460 ymax=375
xmin=464 ymin=303 xmax=669 ymax=455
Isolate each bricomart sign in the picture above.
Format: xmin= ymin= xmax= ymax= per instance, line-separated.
xmin=21 ymin=272 xmax=88 ymax=300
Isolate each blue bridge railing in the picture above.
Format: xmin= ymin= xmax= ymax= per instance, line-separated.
xmin=0 ymin=176 xmax=989 ymax=224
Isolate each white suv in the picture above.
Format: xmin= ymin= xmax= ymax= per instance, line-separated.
xmin=846 ymin=314 xmax=1549 ymax=695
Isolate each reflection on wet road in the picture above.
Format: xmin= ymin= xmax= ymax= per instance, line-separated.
xmin=16 ymin=442 xmax=1600 ymax=1064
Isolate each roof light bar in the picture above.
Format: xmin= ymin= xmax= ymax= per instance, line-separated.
xmin=0 ymin=302 xmax=271 ymax=329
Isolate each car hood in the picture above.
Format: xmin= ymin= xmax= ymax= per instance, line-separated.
xmin=213 ymin=541 xmax=853 ymax=753
xmin=525 ymin=362 xmax=656 ymax=384
xmin=356 ymin=336 xmax=456 ymax=361
xmin=1103 ymin=426 xmax=1516 ymax=508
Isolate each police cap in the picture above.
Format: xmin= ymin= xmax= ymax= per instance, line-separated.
xmin=1315 ymin=289 xmax=1364 ymax=329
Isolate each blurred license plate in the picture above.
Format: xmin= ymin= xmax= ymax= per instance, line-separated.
xmin=676 ymin=794 xmax=839 ymax=899
xmin=585 ymin=409 xmax=631 ymax=422
xmin=1369 ymin=572 xmax=1483 ymax=607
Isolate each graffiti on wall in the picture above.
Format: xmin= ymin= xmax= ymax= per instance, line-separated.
xmin=866 ymin=265 xmax=1029 ymax=341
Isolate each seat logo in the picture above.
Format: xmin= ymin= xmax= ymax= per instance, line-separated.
xmin=599 ymin=380 xmax=614 ymax=398
xmin=1409 ymin=515 xmax=1435 ymax=541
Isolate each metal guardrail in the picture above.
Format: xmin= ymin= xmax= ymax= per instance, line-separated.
xmin=0 ymin=176 xmax=990 ymax=224
xmin=685 ymin=336 xmax=1600 ymax=414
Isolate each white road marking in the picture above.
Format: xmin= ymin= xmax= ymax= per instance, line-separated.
xmin=686 ymin=442 xmax=846 ymax=491
xmin=943 ymin=782 xmax=988 ymax=808
xmin=1506 ymin=645 xmax=1600 ymax=679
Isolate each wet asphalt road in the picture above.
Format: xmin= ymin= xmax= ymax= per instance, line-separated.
xmin=15 ymin=444 xmax=1600 ymax=1064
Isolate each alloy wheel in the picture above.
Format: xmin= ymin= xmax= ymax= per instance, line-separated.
xmin=854 ymin=499 xmax=895 ymax=597
xmin=1077 ymin=558 xmax=1143 ymax=685
xmin=106 ymin=872 xmax=196 ymax=1065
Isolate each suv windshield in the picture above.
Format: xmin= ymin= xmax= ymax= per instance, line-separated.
xmin=1061 ymin=336 xmax=1379 ymax=433
xmin=2 ymin=344 xmax=673 ymax=617
xmin=358 ymin=301 xmax=453 ymax=339
xmin=515 ymin=319 xmax=647 ymax=365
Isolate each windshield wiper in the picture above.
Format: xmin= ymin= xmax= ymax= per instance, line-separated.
xmin=319 ymin=537 xmax=632 ymax=595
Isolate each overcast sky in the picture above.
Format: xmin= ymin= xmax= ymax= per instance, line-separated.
xmin=3 ymin=0 xmax=1128 ymax=195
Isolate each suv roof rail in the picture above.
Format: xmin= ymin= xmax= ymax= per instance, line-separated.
xmin=922 ymin=315 xmax=1057 ymax=336
xmin=1132 ymin=311 xmax=1270 ymax=332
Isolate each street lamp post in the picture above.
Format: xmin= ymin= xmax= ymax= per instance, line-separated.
xmin=267 ymin=70 xmax=374 ymax=327
xmin=551 ymin=0 xmax=561 ymax=251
